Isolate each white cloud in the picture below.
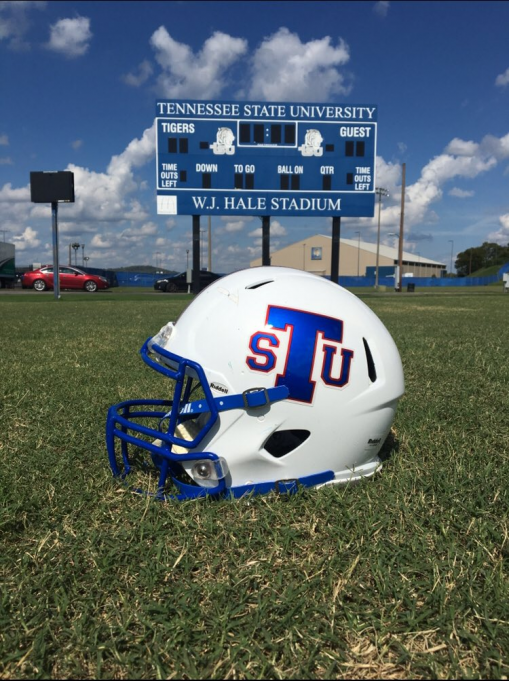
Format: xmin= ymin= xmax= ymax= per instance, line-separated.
xmin=0 ymin=156 xmax=13 ymax=165
xmin=0 ymin=134 xmax=8 ymax=145
xmin=107 ymin=122 xmax=155 ymax=177
xmin=488 ymin=213 xmax=509 ymax=245
xmin=373 ymin=2 xmax=390 ymax=18
xmin=495 ymin=67 xmax=509 ymax=87
xmin=91 ymin=234 xmax=113 ymax=249
xmin=71 ymin=139 xmax=83 ymax=150
xmin=120 ymin=222 xmax=158 ymax=240
xmin=375 ymin=157 xmax=402 ymax=195
xmin=0 ymin=1 xmax=46 ymax=50
xmin=248 ymin=27 xmax=351 ymax=102
xmin=397 ymin=151 xmax=494 ymax=232
xmin=0 ymin=183 xmax=30 ymax=202
xmin=12 ymin=226 xmax=40 ymax=250
xmin=64 ymin=163 xmax=144 ymax=224
xmin=46 ymin=16 xmax=92 ymax=58
xmin=122 ymin=59 xmax=153 ymax=87
xmin=222 ymin=219 xmax=247 ymax=233
xmin=248 ymin=219 xmax=287 ymax=239
xmin=150 ymin=27 xmax=247 ymax=98
xmin=225 ymin=221 xmax=245 ymax=233
xmin=449 ymin=187 xmax=474 ymax=198
xmin=479 ymin=132 xmax=509 ymax=160
xmin=420 ymin=152 xmax=496 ymax=184
xmin=445 ymin=138 xmax=479 ymax=156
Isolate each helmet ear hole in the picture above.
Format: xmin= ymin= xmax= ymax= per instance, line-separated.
xmin=363 ymin=338 xmax=377 ymax=382
xmin=264 ymin=430 xmax=310 ymax=458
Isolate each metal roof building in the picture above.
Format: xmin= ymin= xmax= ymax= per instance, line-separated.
xmin=250 ymin=233 xmax=446 ymax=278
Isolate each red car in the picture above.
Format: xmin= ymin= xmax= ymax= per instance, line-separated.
xmin=21 ymin=266 xmax=110 ymax=292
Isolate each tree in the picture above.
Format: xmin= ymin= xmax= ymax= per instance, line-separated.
xmin=455 ymin=241 xmax=509 ymax=277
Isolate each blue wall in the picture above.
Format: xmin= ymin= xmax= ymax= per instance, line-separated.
xmin=111 ymin=262 xmax=509 ymax=289
xmin=338 ymin=275 xmax=499 ymax=288
xmin=115 ymin=272 xmax=167 ymax=287
xmin=338 ymin=262 xmax=508 ymax=288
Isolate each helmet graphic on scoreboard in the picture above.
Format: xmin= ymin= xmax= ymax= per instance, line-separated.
xmin=298 ymin=129 xmax=324 ymax=157
xmin=106 ymin=267 xmax=405 ymax=500
xmin=210 ymin=127 xmax=235 ymax=155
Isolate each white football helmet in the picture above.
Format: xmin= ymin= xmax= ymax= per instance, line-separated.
xmin=106 ymin=267 xmax=404 ymax=500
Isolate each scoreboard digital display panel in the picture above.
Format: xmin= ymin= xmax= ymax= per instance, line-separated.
xmin=155 ymin=100 xmax=377 ymax=218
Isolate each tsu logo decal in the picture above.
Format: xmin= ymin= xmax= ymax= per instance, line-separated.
xmin=246 ymin=306 xmax=354 ymax=403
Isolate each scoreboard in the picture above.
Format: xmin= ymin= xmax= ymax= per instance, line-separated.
xmin=155 ymin=100 xmax=377 ymax=218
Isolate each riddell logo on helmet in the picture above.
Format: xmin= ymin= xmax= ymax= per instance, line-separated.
xmin=246 ymin=305 xmax=354 ymax=404
xmin=210 ymin=382 xmax=229 ymax=394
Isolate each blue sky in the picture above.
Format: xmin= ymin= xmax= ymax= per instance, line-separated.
xmin=1 ymin=0 xmax=509 ymax=273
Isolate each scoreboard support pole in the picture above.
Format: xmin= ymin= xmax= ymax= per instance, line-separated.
xmin=262 ymin=216 xmax=270 ymax=266
xmin=51 ymin=202 xmax=61 ymax=300
xmin=192 ymin=215 xmax=201 ymax=295
xmin=331 ymin=216 xmax=341 ymax=285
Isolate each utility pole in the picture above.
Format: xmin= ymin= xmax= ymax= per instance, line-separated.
xmin=448 ymin=239 xmax=454 ymax=276
xmin=355 ymin=231 xmax=361 ymax=276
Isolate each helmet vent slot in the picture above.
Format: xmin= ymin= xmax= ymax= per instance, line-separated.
xmin=246 ymin=279 xmax=274 ymax=290
xmin=264 ymin=429 xmax=310 ymax=458
xmin=363 ymin=338 xmax=377 ymax=382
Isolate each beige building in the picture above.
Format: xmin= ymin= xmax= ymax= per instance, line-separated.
xmin=250 ymin=234 xmax=446 ymax=278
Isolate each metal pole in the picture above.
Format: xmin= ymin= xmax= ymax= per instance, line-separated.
xmin=200 ymin=229 xmax=205 ymax=270
xmin=374 ymin=187 xmax=389 ymax=289
xmin=355 ymin=231 xmax=361 ymax=276
xmin=448 ymin=239 xmax=454 ymax=275
xmin=331 ymin=216 xmax=340 ymax=284
xmin=262 ymin=216 xmax=270 ymax=266
xmin=51 ymin=202 xmax=60 ymax=300
xmin=375 ymin=194 xmax=381 ymax=289
xmin=398 ymin=164 xmax=406 ymax=292
xmin=208 ymin=215 xmax=212 ymax=272
xmin=192 ymin=215 xmax=200 ymax=294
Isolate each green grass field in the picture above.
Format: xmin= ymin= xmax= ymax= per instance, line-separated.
xmin=1 ymin=288 xmax=508 ymax=679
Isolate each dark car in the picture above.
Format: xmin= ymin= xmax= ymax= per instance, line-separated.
xmin=21 ymin=266 xmax=110 ymax=292
xmin=154 ymin=270 xmax=222 ymax=293
xmin=80 ymin=266 xmax=119 ymax=288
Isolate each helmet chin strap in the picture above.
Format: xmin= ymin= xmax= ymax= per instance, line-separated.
xmin=176 ymin=384 xmax=290 ymax=416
